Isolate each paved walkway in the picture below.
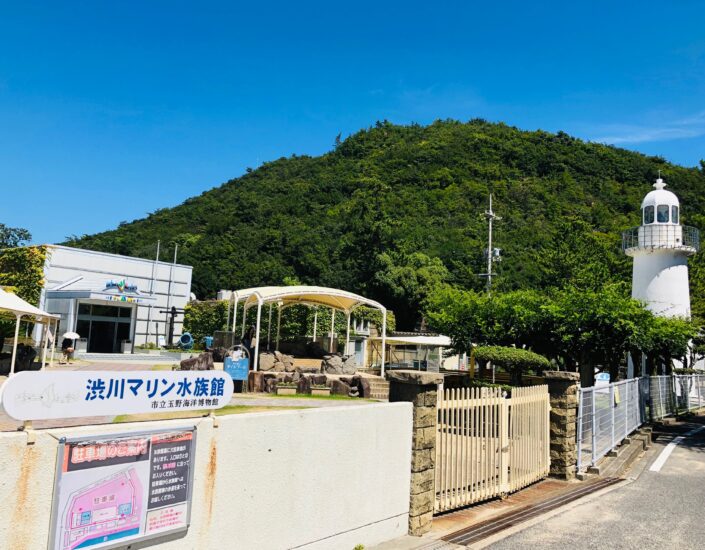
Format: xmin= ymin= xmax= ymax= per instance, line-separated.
xmin=486 ymin=417 xmax=705 ymax=549
xmin=374 ymin=416 xmax=705 ymax=549
xmin=378 ymin=415 xmax=705 ymax=549
xmin=371 ymin=478 xmax=577 ymax=550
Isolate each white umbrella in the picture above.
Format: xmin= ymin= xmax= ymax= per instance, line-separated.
xmin=62 ymin=331 xmax=80 ymax=340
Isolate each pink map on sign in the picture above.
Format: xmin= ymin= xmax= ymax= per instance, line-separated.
xmin=61 ymin=468 xmax=143 ymax=550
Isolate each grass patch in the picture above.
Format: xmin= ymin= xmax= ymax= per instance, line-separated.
xmin=150 ymin=364 xmax=178 ymax=371
xmin=112 ymin=404 xmax=308 ymax=424
xmin=265 ymin=393 xmax=376 ymax=401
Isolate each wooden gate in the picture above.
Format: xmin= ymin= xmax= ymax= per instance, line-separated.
xmin=435 ymin=385 xmax=550 ymax=513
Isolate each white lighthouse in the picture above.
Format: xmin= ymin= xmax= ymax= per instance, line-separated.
xmin=623 ymin=176 xmax=699 ymax=319
xmin=623 ymin=176 xmax=700 ymax=376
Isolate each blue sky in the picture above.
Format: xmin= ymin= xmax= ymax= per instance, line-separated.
xmin=2 ymin=1 xmax=705 ymax=244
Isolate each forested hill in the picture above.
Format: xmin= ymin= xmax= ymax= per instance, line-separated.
xmin=66 ymin=120 xmax=705 ymax=329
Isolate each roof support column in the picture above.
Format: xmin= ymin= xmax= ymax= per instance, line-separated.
xmin=345 ymin=312 xmax=351 ymax=357
xmin=253 ymin=298 xmax=263 ymax=371
xmin=312 ymin=309 xmax=318 ymax=342
xmin=41 ymin=320 xmax=50 ymax=370
xmin=276 ymin=304 xmax=282 ymax=350
xmin=241 ymin=306 xmax=247 ymax=338
xmin=232 ymin=294 xmax=238 ymax=334
xmin=10 ymin=314 xmax=22 ymax=376
xmin=267 ymin=303 xmax=273 ymax=350
xmin=49 ymin=318 xmax=57 ymax=368
xmin=381 ymin=309 xmax=387 ymax=377
xmin=329 ymin=308 xmax=335 ymax=353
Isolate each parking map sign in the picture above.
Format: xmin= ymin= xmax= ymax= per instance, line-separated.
xmin=49 ymin=428 xmax=196 ymax=550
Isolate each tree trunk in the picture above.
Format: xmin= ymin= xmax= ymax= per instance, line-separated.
xmin=511 ymin=367 xmax=522 ymax=387
xmin=579 ymin=361 xmax=594 ymax=387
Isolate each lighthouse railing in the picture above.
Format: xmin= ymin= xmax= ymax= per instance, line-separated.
xmin=622 ymin=225 xmax=700 ymax=253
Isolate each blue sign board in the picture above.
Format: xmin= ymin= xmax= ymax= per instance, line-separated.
xmin=224 ymin=356 xmax=249 ymax=381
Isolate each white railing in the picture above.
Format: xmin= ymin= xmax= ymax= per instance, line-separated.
xmin=577 ymin=374 xmax=705 ymax=472
xmin=577 ymin=378 xmax=648 ymax=472
xmin=622 ymin=224 xmax=700 ymax=254
xmin=673 ymin=374 xmax=705 ymax=413
xmin=435 ymin=385 xmax=550 ymax=513
xmin=650 ymin=375 xmax=675 ymax=420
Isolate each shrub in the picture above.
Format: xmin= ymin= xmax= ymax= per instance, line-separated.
xmin=474 ymin=345 xmax=551 ymax=386
xmin=674 ymin=368 xmax=697 ymax=375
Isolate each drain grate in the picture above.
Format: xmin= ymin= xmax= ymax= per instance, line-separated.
xmin=433 ymin=477 xmax=622 ymax=547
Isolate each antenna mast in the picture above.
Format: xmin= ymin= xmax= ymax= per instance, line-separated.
xmin=483 ymin=194 xmax=501 ymax=292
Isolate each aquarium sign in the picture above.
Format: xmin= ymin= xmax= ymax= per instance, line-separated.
xmin=104 ymin=279 xmax=138 ymax=293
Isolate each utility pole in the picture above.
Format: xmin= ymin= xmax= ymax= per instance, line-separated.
xmin=481 ymin=194 xmax=501 ymax=292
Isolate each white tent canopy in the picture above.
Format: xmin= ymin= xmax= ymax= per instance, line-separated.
xmin=0 ymin=288 xmax=60 ymax=374
xmin=226 ymin=285 xmax=388 ymax=374
xmin=0 ymin=288 xmax=59 ymax=322
xmin=235 ymin=285 xmax=385 ymax=313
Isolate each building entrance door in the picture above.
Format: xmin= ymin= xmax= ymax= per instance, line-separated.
xmin=76 ymin=303 xmax=134 ymax=353
xmin=90 ymin=321 xmax=114 ymax=353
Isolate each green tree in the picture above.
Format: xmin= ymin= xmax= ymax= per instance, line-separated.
xmin=534 ymin=218 xmax=628 ymax=290
xmin=183 ymin=300 xmax=229 ymax=344
xmin=641 ymin=315 xmax=696 ymax=374
xmin=425 ymin=286 xmax=553 ymax=356
xmin=425 ymin=282 xmax=695 ymax=386
xmin=373 ymin=251 xmax=449 ymax=328
xmin=0 ymin=224 xmax=31 ymax=249
xmin=544 ymin=285 xmax=652 ymax=385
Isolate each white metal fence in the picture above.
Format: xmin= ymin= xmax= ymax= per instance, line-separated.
xmin=650 ymin=375 xmax=676 ymax=420
xmin=673 ymin=374 xmax=705 ymax=413
xmin=577 ymin=374 xmax=705 ymax=471
xmin=577 ymin=378 xmax=648 ymax=472
xmin=435 ymin=385 xmax=550 ymax=513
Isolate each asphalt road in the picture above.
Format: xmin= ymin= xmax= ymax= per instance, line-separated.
xmin=488 ymin=419 xmax=705 ymax=550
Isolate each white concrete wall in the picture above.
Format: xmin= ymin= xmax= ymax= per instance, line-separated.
xmin=0 ymin=402 xmax=412 ymax=550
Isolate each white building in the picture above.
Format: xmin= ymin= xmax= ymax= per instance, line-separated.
xmin=36 ymin=245 xmax=193 ymax=353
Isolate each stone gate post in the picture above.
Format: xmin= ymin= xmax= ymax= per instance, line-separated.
xmin=386 ymin=370 xmax=443 ymax=536
xmin=543 ymin=371 xmax=580 ymax=479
